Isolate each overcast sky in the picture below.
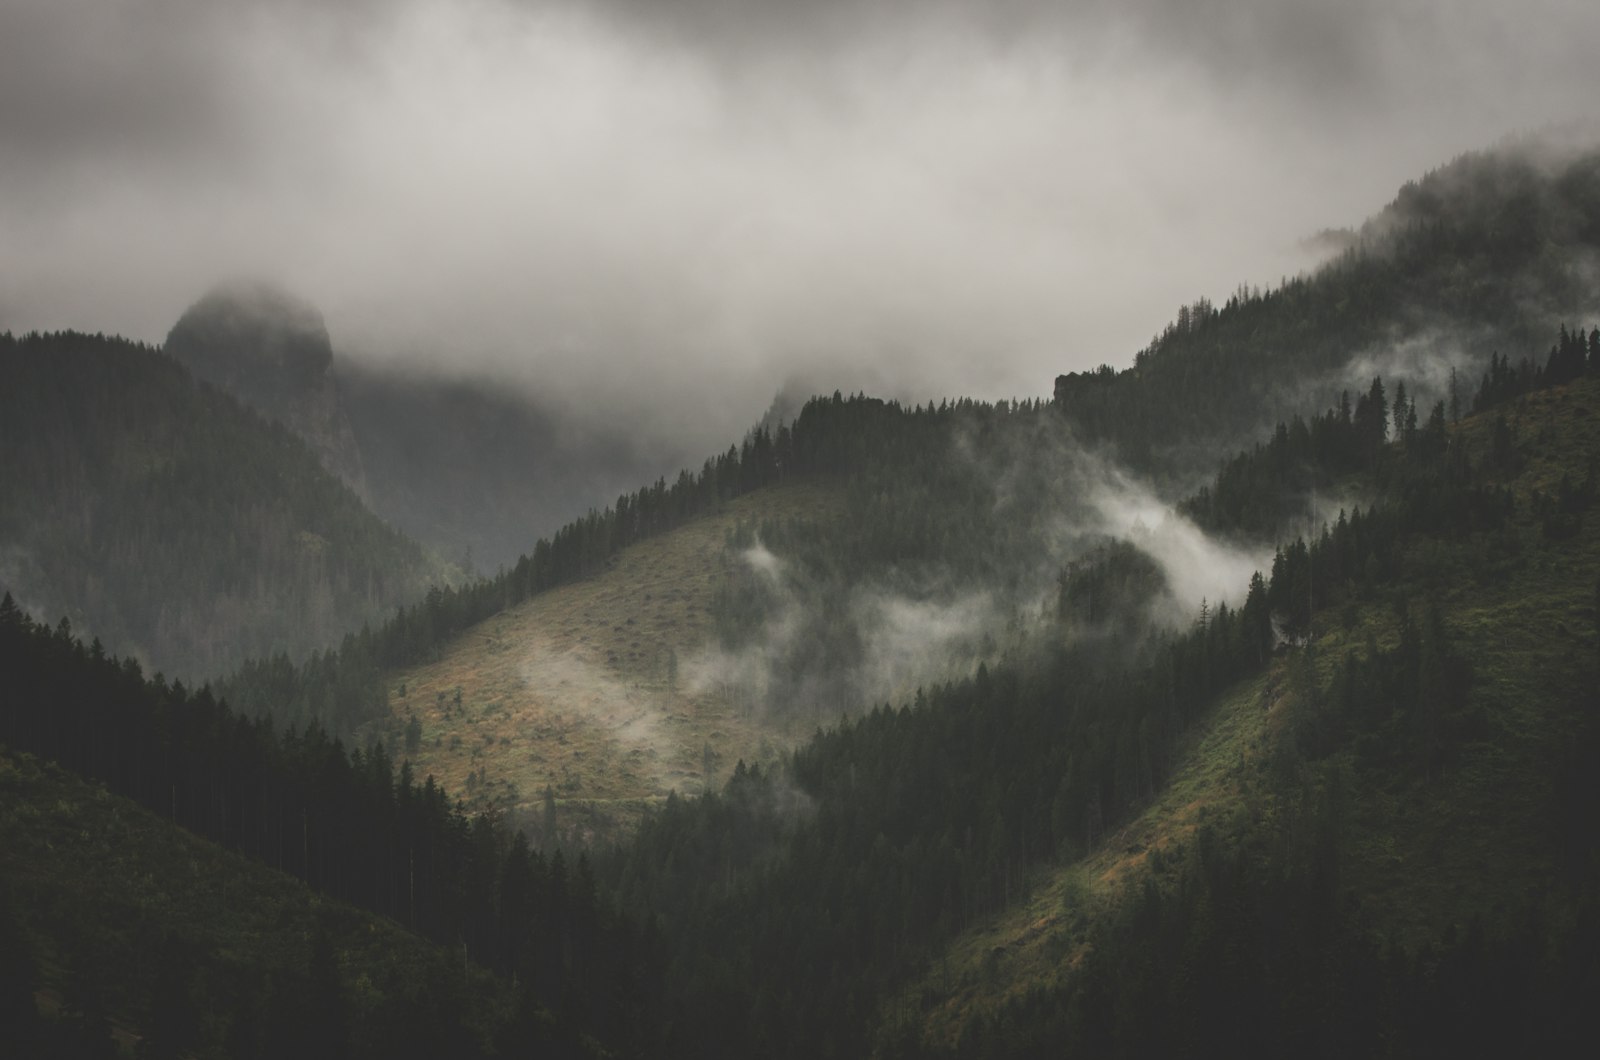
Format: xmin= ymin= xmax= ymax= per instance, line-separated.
xmin=4 ymin=0 xmax=1599 ymax=452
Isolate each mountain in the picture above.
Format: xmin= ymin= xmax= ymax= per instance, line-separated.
xmin=1056 ymin=138 xmax=1600 ymax=479
xmin=334 ymin=361 xmax=672 ymax=572
xmin=6 ymin=137 xmax=1600 ymax=1057
xmin=0 ymin=749 xmax=515 ymax=1058
xmin=371 ymin=479 xmax=845 ymax=841
xmin=586 ymin=346 xmax=1599 ymax=1060
xmin=886 ymin=372 xmax=1600 ymax=1058
xmin=166 ymin=283 xmax=680 ymax=572
xmin=0 ymin=604 xmax=661 ymax=1057
xmin=218 ymin=142 xmax=1600 ymax=844
xmin=0 ymin=330 xmax=449 ymax=679
xmin=165 ymin=282 xmax=369 ymax=494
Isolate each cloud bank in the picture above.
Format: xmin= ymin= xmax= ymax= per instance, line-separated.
xmin=4 ymin=0 xmax=1600 ymax=454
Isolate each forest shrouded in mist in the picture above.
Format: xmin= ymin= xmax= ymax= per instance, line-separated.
xmin=4 ymin=102 xmax=1600 ymax=1060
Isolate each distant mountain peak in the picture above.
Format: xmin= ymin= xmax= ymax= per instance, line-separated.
xmin=166 ymin=281 xmax=366 ymax=494
xmin=166 ymin=280 xmax=333 ymax=397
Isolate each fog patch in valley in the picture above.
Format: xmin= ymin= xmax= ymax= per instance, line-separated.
xmin=683 ymin=541 xmax=1010 ymax=721
xmin=686 ymin=419 xmax=1277 ymax=729
xmin=1076 ymin=457 xmax=1272 ymax=625
xmin=971 ymin=410 xmax=1273 ymax=624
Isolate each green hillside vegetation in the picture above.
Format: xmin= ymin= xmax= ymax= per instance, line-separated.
xmin=892 ymin=668 xmax=1280 ymax=1050
xmin=6 ymin=139 xmax=1600 ymax=1060
xmin=0 ymin=748 xmax=530 ymax=1059
xmin=386 ymin=480 xmax=846 ymax=841
xmin=878 ymin=376 xmax=1600 ymax=1057
xmin=0 ymin=603 xmax=664 ymax=1057
xmin=0 ymin=331 xmax=450 ymax=680
xmin=1056 ymin=142 xmax=1600 ymax=477
xmin=576 ymin=343 xmax=1599 ymax=1059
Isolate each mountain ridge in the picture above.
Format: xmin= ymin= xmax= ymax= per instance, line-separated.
xmin=5 ymin=135 xmax=1600 ymax=1058
xmin=0 ymin=330 xmax=450 ymax=680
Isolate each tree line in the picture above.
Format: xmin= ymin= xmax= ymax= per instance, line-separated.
xmin=0 ymin=331 xmax=443 ymax=681
xmin=594 ymin=327 xmax=1590 ymax=1057
xmin=0 ymin=596 xmax=663 ymax=1056
xmin=1056 ymin=146 xmax=1600 ymax=478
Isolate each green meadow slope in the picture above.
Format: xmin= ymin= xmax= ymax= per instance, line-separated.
xmin=382 ymin=479 xmax=846 ymax=840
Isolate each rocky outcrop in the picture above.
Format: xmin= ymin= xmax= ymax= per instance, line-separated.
xmin=165 ymin=282 xmax=368 ymax=497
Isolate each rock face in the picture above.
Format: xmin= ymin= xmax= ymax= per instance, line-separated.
xmin=165 ymin=283 xmax=368 ymax=497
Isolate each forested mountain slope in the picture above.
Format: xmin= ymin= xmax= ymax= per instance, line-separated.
xmin=10 ymin=138 xmax=1594 ymax=1059
xmin=0 ymin=331 xmax=449 ymax=679
xmin=0 ymin=750 xmax=516 ymax=1059
xmin=1056 ymin=140 xmax=1600 ymax=478
xmin=202 ymin=140 xmax=1600 ymax=745
xmin=0 ymin=600 xmax=664 ymax=1057
xmin=886 ymin=372 xmax=1600 ymax=1058
xmin=591 ymin=359 xmax=1599 ymax=1060
xmin=166 ymin=283 xmax=679 ymax=572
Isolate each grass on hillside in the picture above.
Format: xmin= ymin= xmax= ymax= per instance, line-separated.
xmin=0 ymin=749 xmax=510 ymax=1057
xmin=884 ymin=376 xmax=1600 ymax=1052
xmin=385 ymin=479 xmax=846 ymax=842
xmin=887 ymin=666 xmax=1278 ymax=1050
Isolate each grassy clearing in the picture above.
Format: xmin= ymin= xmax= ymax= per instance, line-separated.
xmin=385 ymin=479 xmax=846 ymax=841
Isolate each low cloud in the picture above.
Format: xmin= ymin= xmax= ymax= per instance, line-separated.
xmin=1070 ymin=452 xmax=1271 ymax=623
xmin=6 ymin=2 xmax=1600 ymax=459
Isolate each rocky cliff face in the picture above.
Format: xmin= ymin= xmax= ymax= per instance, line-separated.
xmin=165 ymin=283 xmax=369 ymax=498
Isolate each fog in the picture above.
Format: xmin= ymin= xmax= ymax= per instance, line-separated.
xmin=1075 ymin=456 xmax=1272 ymax=623
xmin=684 ymin=542 xmax=1009 ymax=717
xmin=4 ymin=0 xmax=1600 ymax=455
xmin=676 ymin=406 xmax=1274 ymax=723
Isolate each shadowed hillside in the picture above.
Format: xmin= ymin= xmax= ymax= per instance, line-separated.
xmin=0 ymin=331 xmax=450 ymax=680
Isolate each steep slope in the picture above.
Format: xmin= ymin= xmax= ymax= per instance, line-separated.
xmin=166 ymin=282 xmax=369 ymax=494
xmin=386 ymin=479 xmax=846 ymax=840
xmin=1056 ymin=139 xmax=1600 ymax=479
xmin=0 ymin=748 xmax=535 ymax=1059
xmin=0 ymin=330 xmax=448 ymax=679
xmin=886 ymin=374 xmax=1600 ymax=1057
xmin=337 ymin=362 xmax=676 ymax=572
xmin=0 ymin=598 xmax=665 ymax=1058
xmin=166 ymin=282 xmax=684 ymax=572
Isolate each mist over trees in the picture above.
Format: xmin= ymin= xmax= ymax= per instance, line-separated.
xmin=5 ymin=138 xmax=1600 ymax=1057
xmin=167 ymin=282 xmax=684 ymax=573
xmin=1056 ymin=144 xmax=1600 ymax=480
